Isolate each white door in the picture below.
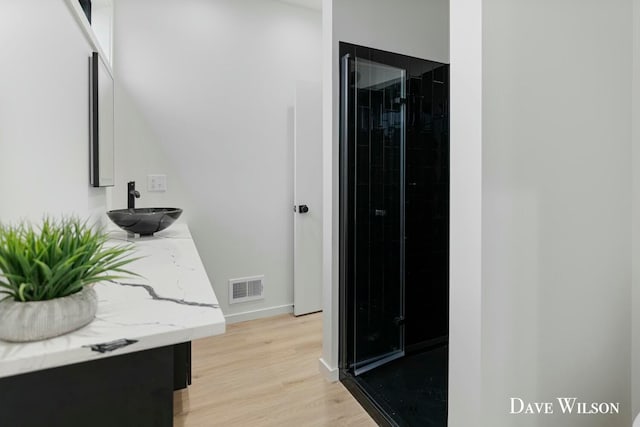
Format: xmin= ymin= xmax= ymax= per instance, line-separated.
xmin=293 ymin=81 xmax=322 ymax=316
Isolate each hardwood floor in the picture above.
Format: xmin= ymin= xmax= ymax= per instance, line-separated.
xmin=173 ymin=313 xmax=375 ymax=427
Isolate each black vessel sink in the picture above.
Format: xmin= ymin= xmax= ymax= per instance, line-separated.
xmin=107 ymin=208 xmax=183 ymax=236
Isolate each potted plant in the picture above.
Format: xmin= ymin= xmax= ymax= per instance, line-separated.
xmin=0 ymin=217 xmax=137 ymax=342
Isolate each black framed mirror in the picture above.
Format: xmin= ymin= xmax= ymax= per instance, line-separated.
xmin=89 ymin=51 xmax=114 ymax=187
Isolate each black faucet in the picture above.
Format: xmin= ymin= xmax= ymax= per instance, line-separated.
xmin=128 ymin=181 xmax=141 ymax=209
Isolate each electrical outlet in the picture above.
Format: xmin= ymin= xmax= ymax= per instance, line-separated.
xmin=147 ymin=174 xmax=167 ymax=192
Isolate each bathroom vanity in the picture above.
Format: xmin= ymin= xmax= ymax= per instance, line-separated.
xmin=0 ymin=224 xmax=225 ymax=426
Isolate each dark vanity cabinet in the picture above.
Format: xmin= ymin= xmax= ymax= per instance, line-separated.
xmin=0 ymin=342 xmax=193 ymax=427
xmin=173 ymin=341 xmax=192 ymax=390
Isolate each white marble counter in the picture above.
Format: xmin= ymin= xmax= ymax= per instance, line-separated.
xmin=0 ymin=224 xmax=225 ymax=378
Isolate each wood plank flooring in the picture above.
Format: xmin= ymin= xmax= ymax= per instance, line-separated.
xmin=173 ymin=313 xmax=375 ymax=426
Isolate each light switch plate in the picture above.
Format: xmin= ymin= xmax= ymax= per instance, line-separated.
xmin=147 ymin=174 xmax=167 ymax=192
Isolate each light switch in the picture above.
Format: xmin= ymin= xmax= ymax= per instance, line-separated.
xmin=147 ymin=174 xmax=167 ymax=192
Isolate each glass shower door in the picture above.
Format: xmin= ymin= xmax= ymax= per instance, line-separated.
xmin=348 ymin=56 xmax=406 ymax=375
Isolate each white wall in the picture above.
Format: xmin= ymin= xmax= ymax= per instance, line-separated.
xmin=113 ymin=0 xmax=322 ymax=320
xmin=633 ymin=0 xmax=640 ymax=419
xmin=320 ymin=0 xmax=449 ymax=378
xmin=482 ymin=1 xmax=631 ymax=426
xmin=449 ymin=0 xmax=482 ymax=425
xmin=111 ymin=80 xmax=191 ymax=214
xmin=332 ymin=0 xmax=449 ymax=62
xmin=0 ymin=1 xmax=107 ymax=223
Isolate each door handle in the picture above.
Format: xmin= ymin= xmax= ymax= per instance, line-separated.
xmin=297 ymin=205 xmax=309 ymax=214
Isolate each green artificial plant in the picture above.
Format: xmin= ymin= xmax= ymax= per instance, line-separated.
xmin=0 ymin=217 xmax=138 ymax=302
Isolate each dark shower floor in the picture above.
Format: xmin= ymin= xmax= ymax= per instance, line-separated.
xmin=358 ymin=345 xmax=448 ymax=426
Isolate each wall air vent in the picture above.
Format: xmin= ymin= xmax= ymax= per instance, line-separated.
xmin=229 ymin=275 xmax=264 ymax=304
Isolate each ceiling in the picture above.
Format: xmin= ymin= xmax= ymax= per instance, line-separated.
xmin=277 ymin=0 xmax=322 ymax=11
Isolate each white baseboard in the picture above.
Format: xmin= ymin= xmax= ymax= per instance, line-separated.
xmin=318 ymin=357 xmax=339 ymax=382
xmin=224 ymin=304 xmax=293 ymax=324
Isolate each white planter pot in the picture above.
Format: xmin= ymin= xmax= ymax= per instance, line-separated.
xmin=0 ymin=287 xmax=98 ymax=342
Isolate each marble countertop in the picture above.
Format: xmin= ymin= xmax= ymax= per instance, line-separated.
xmin=0 ymin=224 xmax=225 ymax=378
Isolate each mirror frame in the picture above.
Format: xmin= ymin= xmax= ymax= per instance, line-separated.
xmin=89 ymin=52 xmax=115 ymax=187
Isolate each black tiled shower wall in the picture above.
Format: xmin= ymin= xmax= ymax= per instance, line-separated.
xmin=405 ymin=67 xmax=449 ymax=349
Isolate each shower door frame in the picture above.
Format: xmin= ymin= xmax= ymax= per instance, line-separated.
xmin=339 ymin=43 xmax=409 ymax=378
